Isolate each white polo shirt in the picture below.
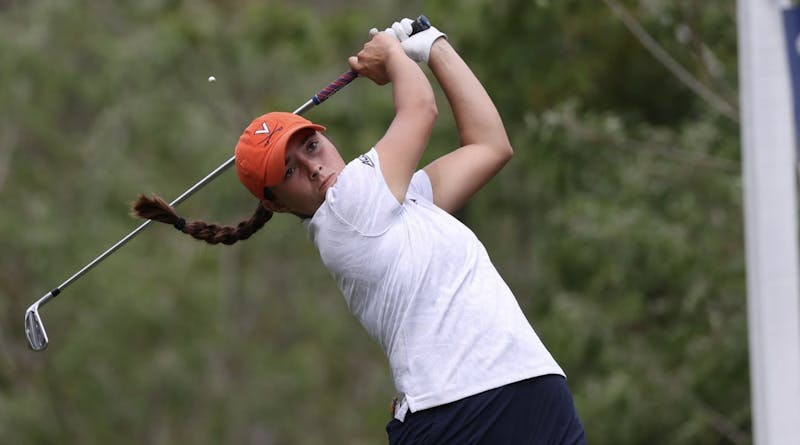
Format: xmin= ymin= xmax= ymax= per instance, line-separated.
xmin=304 ymin=149 xmax=564 ymax=421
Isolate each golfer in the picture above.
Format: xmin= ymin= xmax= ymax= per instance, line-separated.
xmin=134 ymin=18 xmax=586 ymax=444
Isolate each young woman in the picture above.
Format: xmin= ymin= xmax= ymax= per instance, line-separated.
xmin=134 ymin=19 xmax=586 ymax=444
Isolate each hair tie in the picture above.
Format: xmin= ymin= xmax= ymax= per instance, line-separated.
xmin=173 ymin=218 xmax=186 ymax=231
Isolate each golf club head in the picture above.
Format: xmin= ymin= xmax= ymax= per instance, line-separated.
xmin=25 ymin=302 xmax=49 ymax=351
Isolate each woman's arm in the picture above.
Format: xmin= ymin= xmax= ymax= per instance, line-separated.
xmin=349 ymin=33 xmax=438 ymax=203
xmin=422 ymin=39 xmax=513 ymax=214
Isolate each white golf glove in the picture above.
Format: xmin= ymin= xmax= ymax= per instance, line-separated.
xmin=369 ymin=18 xmax=446 ymax=64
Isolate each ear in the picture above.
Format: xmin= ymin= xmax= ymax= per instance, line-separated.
xmin=261 ymin=198 xmax=289 ymax=213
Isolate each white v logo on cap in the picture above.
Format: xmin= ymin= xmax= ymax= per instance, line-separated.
xmin=254 ymin=122 xmax=270 ymax=135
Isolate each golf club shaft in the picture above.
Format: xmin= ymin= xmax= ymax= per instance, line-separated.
xmin=32 ymin=14 xmax=432 ymax=308
xmin=34 ymin=76 xmax=352 ymax=308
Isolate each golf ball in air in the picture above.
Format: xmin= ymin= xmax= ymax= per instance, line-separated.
xmin=208 ymin=76 xmax=216 ymax=83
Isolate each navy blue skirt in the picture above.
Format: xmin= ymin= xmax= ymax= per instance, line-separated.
xmin=386 ymin=375 xmax=586 ymax=445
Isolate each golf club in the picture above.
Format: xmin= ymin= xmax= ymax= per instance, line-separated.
xmin=24 ymin=15 xmax=431 ymax=351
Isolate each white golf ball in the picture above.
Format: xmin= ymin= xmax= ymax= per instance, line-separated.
xmin=208 ymin=76 xmax=216 ymax=83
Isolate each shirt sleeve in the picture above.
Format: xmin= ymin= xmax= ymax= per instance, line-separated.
xmin=324 ymin=148 xmax=402 ymax=236
xmin=408 ymin=169 xmax=433 ymax=202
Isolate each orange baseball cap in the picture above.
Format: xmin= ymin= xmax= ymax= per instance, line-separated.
xmin=234 ymin=112 xmax=326 ymax=199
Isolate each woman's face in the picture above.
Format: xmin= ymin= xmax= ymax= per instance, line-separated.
xmin=265 ymin=129 xmax=345 ymax=217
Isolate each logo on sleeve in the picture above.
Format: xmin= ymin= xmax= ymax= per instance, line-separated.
xmin=358 ymin=154 xmax=374 ymax=167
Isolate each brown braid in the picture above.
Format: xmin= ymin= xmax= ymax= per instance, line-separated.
xmin=131 ymin=194 xmax=272 ymax=245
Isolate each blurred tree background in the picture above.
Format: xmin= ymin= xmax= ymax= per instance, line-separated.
xmin=0 ymin=0 xmax=747 ymax=443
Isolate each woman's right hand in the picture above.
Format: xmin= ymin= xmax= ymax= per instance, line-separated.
xmin=348 ymin=32 xmax=407 ymax=85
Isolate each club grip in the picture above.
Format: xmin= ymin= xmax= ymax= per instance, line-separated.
xmin=310 ymin=15 xmax=432 ymax=106
xmin=410 ymin=15 xmax=431 ymax=35
xmin=312 ymin=70 xmax=358 ymax=105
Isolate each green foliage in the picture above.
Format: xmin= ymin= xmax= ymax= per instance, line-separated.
xmin=0 ymin=0 xmax=747 ymax=443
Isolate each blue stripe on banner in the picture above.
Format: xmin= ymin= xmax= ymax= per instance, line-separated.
xmin=784 ymin=7 xmax=800 ymax=153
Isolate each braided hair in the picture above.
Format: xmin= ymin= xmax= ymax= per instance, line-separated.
xmin=131 ymin=194 xmax=272 ymax=245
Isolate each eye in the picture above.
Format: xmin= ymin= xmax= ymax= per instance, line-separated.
xmin=284 ymin=166 xmax=295 ymax=179
xmin=307 ymin=140 xmax=318 ymax=153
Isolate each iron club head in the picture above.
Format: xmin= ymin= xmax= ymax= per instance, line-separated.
xmin=25 ymin=303 xmax=48 ymax=350
xmin=25 ymin=292 xmax=56 ymax=351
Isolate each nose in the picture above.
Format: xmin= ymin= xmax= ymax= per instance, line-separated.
xmin=309 ymin=164 xmax=322 ymax=180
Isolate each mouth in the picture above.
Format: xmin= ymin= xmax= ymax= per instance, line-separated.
xmin=319 ymin=173 xmax=337 ymax=192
